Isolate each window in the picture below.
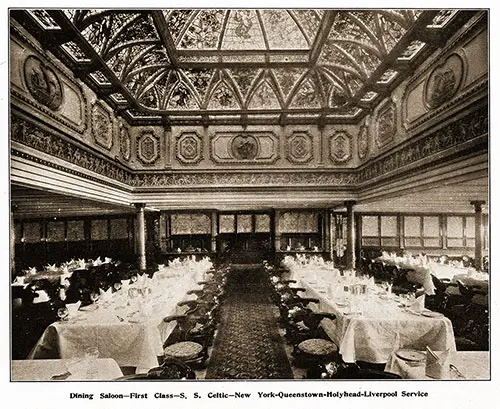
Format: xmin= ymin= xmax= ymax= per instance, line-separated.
xmin=361 ymin=215 xmax=398 ymax=247
xmin=403 ymin=215 xmax=440 ymax=248
xmin=446 ymin=216 xmax=475 ymax=248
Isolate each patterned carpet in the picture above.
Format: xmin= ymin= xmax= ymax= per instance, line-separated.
xmin=205 ymin=266 xmax=294 ymax=379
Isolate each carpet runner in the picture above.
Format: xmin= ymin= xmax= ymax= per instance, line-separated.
xmin=205 ymin=266 xmax=294 ymax=379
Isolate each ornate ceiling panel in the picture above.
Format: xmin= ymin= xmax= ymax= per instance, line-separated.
xmin=15 ymin=8 xmax=466 ymax=125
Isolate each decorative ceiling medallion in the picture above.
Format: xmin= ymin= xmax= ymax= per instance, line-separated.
xmin=376 ymin=101 xmax=397 ymax=147
xmin=329 ymin=130 xmax=352 ymax=164
xmin=358 ymin=125 xmax=369 ymax=160
xmin=177 ymin=132 xmax=203 ymax=164
xmin=287 ymin=132 xmax=313 ymax=163
xmin=24 ymin=55 xmax=63 ymax=111
xmin=119 ymin=124 xmax=131 ymax=161
xmin=425 ymin=53 xmax=464 ymax=110
xmin=137 ymin=131 xmax=159 ymax=165
xmin=231 ymin=134 xmax=259 ymax=160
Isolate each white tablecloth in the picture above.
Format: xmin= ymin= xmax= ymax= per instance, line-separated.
xmin=385 ymin=351 xmax=489 ymax=380
xmin=28 ymin=269 xmax=205 ymax=374
xmin=12 ymin=358 xmax=123 ymax=381
xmin=299 ymin=279 xmax=456 ymax=364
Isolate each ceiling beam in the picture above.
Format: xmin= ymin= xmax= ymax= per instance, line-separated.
xmin=150 ymin=10 xmax=179 ymax=68
xmin=309 ymin=10 xmax=337 ymax=65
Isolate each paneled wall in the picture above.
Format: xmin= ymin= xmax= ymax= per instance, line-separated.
xmin=14 ymin=215 xmax=135 ymax=272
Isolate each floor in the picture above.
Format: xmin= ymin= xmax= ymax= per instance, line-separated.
xmin=203 ymin=265 xmax=295 ymax=379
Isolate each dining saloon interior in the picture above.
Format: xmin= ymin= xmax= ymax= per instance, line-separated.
xmin=9 ymin=9 xmax=489 ymax=381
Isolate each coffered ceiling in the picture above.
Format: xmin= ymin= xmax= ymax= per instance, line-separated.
xmin=12 ymin=9 xmax=470 ymax=126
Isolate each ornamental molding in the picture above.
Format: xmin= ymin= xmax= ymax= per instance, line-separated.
xmin=11 ymin=116 xmax=129 ymax=186
xmin=329 ymin=130 xmax=353 ymax=164
xmin=91 ymin=101 xmax=114 ymax=151
xmin=286 ymin=131 xmax=314 ymax=164
xmin=136 ymin=130 xmax=160 ymax=165
xmin=11 ymin=25 xmax=89 ymax=135
xmin=23 ymin=55 xmax=63 ymax=111
xmin=424 ymin=53 xmax=466 ymax=110
xmin=358 ymin=125 xmax=369 ymax=160
xmin=11 ymin=106 xmax=487 ymax=189
xmin=376 ymin=100 xmax=397 ymax=148
xmin=176 ymin=131 xmax=203 ymax=164
xmin=358 ymin=105 xmax=487 ymax=184
xmin=403 ymin=14 xmax=486 ymax=131
xmin=119 ymin=123 xmax=131 ymax=161
xmin=210 ymin=131 xmax=279 ymax=164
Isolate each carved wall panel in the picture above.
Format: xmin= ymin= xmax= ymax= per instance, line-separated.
xmin=11 ymin=25 xmax=88 ymax=135
xmin=137 ymin=130 xmax=160 ymax=165
xmin=23 ymin=55 xmax=63 ymax=111
xmin=376 ymin=101 xmax=397 ymax=148
xmin=425 ymin=53 xmax=465 ymax=109
xmin=358 ymin=125 xmax=369 ymax=160
xmin=91 ymin=101 xmax=113 ymax=150
xmin=286 ymin=132 xmax=313 ymax=163
xmin=211 ymin=132 xmax=279 ymax=164
xmin=119 ymin=124 xmax=131 ymax=161
xmin=176 ymin=132 xmax=203 ymax=164
xmin=329 ymin=130 xmax=353 ymax=164
xmin=403 ymin=17 xmax=486 ymax=131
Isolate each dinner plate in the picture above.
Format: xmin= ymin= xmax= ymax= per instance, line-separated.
xmin=395 ymin=348 xmax=426 ymax=362
xmin=421 ymin=311 xmax=444 ymax=318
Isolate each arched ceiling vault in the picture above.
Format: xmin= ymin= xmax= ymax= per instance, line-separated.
xmin=14 ymin=9 xmax=470 ymax=126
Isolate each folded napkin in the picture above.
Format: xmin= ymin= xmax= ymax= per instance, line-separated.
xmin=27 ymin=267 xmax=37 ymax=275
xmin=45 ymin=264 xmax=58 ymax=272
xmin=92 ymin=256 xmax=103 ymax=267
xmin=99 ymin=287 xmax=113 ymax=301
xmin=408 ymin=294 xmax=425 ymax=314
xmin=425 ymin=346 xmax=452 ymax=379
xmin=13 ymin=276 xmax=26 ymax=285
xmin=104 ymin=257 xmax=113 ymax=264
xmin=33 ymin=290 xmax=50 ymax=304
xmin=77 ymin=258 xmax=87 ymax=269
xmin=66 ymin=301 xmax=81 ymax=315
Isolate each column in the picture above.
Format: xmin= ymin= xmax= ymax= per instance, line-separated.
xmin=345 ymin=201 xmax=356 ymax=270
xmin=274 ymin=210 xmax=281 ymax=252
xmin=211 ymin=211 xmax=218 ymax=253
xmin=323 ymin=210 xmax=331 ymax=258
xmin=159 ymin=212 xmax=167 ymax=253
xmin=471 ymin=200 xmax=486 ymax=270
xmin=136 ymin=203 xmax=147 ymax=271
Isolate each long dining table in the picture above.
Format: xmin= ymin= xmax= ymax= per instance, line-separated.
xmin=297 ymin=276 xmax=457 ymax=365
xmin=28 ymin=265 xmax=209 ymax=374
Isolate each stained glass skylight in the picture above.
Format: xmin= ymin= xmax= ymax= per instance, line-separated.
xmin=32 ymin=9 xmax=462 ymax=123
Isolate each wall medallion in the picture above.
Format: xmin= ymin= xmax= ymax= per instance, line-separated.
xmin=425 ymin=53 xmax=464 ymax=109
xmin=358 ymin=125 xmax=369 ymax=160
xmin=376 ymin=101 xmax=397 ymax=147
xmin=91 ymin=102 xmax=113 ymax=150
xmin=177 ymin=132 xmax=203 ymax=164
xmin=119 ymin=124 xmax=131 ymax=161
xmin=23 ymin=55 xmax=63 ymax=111
xmin=211 ymin=132 xmax=278 ymax=164
xmin=137 ymin=131 xmax=159 ymax=165
xmin=287 ymin=132 xmax=313 ymax=164
xmin=231 ymin=134 xmax=259 ymax=160
xmin=329 ymin=130 xmax=353 ymax=164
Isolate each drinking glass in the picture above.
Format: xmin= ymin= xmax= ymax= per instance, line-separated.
xmin=57 ymin=306 xmax=69 ymax=321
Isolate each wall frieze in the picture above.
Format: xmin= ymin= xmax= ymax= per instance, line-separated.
xmin=11 ymin=105 xmax=487 ymax=189
xmin=358 ymin=105 xmax=488 ymax=184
